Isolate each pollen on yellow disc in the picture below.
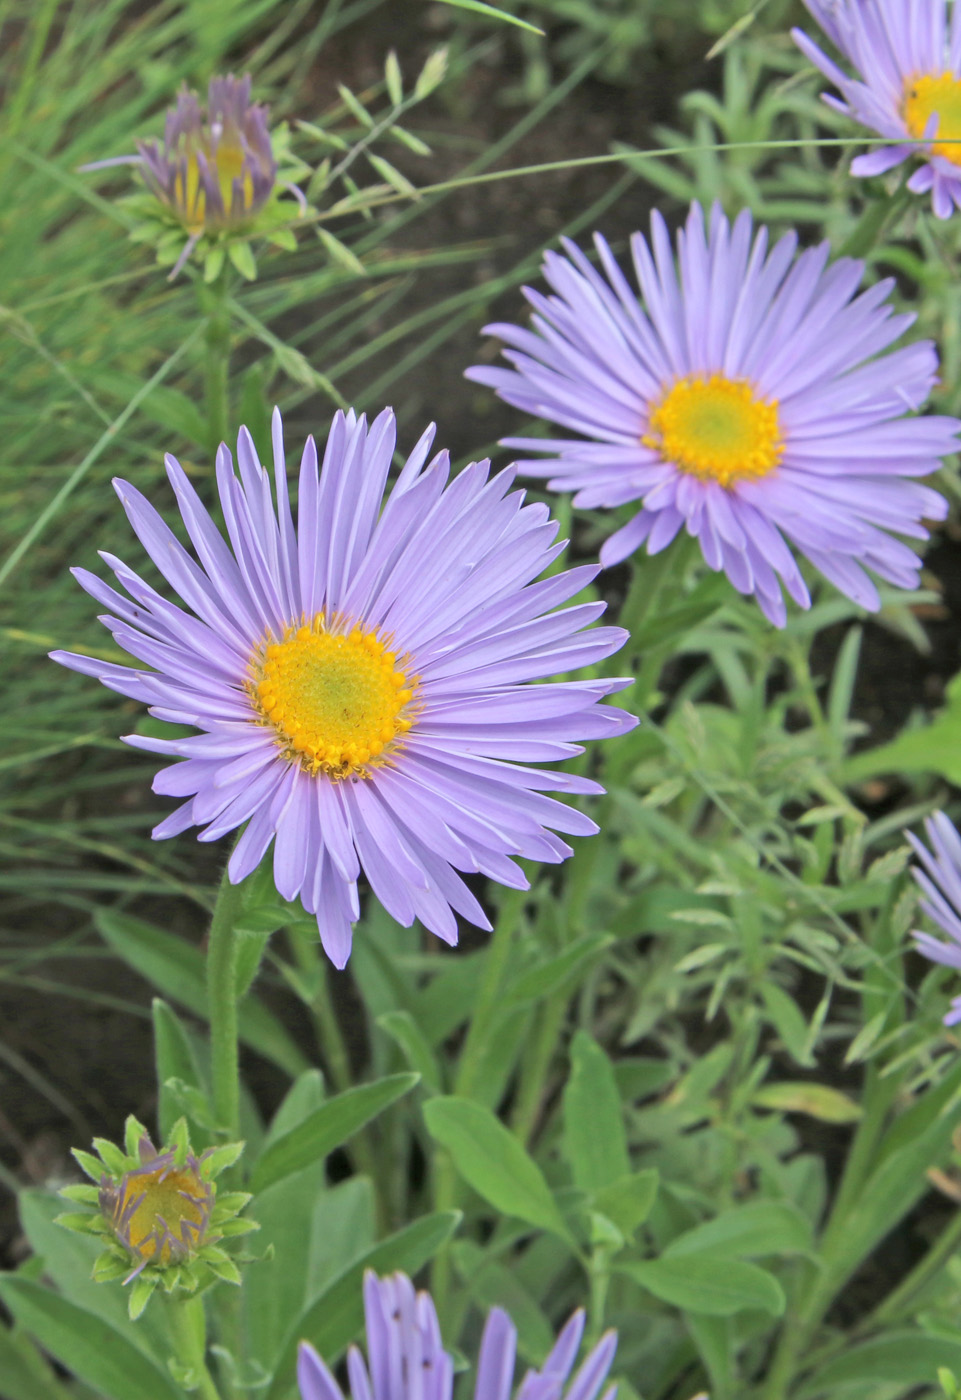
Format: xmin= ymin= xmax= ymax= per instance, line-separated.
xmin=250 ymin=615 xmax=417 ymax=779
xmin=644 ymin=373 xmax=784 ymax=488
xmin=118 ymin=1166 xmax=208 ymax=1265
xmin=904 ymin=72 xmax=961 ymax=166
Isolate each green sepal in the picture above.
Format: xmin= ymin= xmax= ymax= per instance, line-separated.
xmin=228 ymin=240 xmax=257 ymax=281
xmin=58 ymin=1183 xmax=101 ymax=1205
xmin=128 ymin=1273 xmax=158 ymax=1320
xmin=93 ymin=1249 xmax=132 ymax=1283
xmin=71 ymin=1149 xmax=105 ymax=1182
xmin=92 ymin=1138 xmax=128 ymax=1176
xmin=204 ymin=1254 xmax=242 ymax=1286
xmin=54 ymin=1212 xmax=112 ymax=1237
xmin=124 ymin=1115 xmax=150 ymax=1159
xmin=268 ymin=227 xmax=297 ymax=251
xmin=211 ymin=1191 xmax=252 ymax=1216
xmin=168 ymin=1117 xmax=190 ymax=1164
xmin=204 ymin=246 xmax=226 ymax=282
xmin=202 ymin=1142 xmax=244 ymax=1178
xmin=215 ymin=1218 xmax=260 ymax=1237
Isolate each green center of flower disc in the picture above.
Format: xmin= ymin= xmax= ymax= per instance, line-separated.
xmin=251 ymin=617 xmax=416 ymax=779
xmin=644 ymin=374 xmax=784 ymax=488
xmin=113 ymin=1163 xmax=209 ymax=1266
xmin=904 ymin=72 xmax=961 ymax=166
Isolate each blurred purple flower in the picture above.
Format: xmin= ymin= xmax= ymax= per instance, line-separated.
xmin=297 ymin=1271 xmax=618 ymax=1400
xmin=909 ymin=810 xmax=961 ymax=1025
xmin=793 ymin=1 xmax=961 ymax=218
xmin=51 ymin=409 xmax=635 ymax=967
xmin=467 ymin=202 xmax=958 ymax=626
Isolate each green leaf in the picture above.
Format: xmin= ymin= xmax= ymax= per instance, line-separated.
xmin=252 ymin=1074 xmax=418 ymax=1193
xmin=452 ymin=1240 xmax=556 ymax=1361
xmin=336 ymin=83 xmax=375 ymax=128
xmin=234 ymin=927 xmax=272 ymax=998
xmin=95 ymin=910 xmax=308 ymax=1078
xmin=507 ymin=935 xmax=612 ymax=1005
xmin=431 ymin=0 xmax=545 ymax=33
xmin=759 ymin=982 xmax=816 ymax=1068
xmin=0 ymin=1278 xmax=181 ymax=1400
xmin=797 ymin=1333 xmax=961 ymax=1397
xmin=242 ymin=1070 xmax=327 ymax=1375
xmin=842 ymin=668 xmax=961 ymax=787
xmin=563 ymin=1031 xmax=629 ymax=1192
xmin=377 ymin=1010 xmax=442 ymax=1092
xmin=620 ymin=1254 xmax=785 ymax=1316
xmin=751 ymin=1083 xmax=862 ymax=1124
xmin=153 ymin=999 xmax=207 ymax=1143
xmin=423 ymin=1097 xmax=574 ymax=1245
xmin=365 ymin=153 xmax=417 ymax=198
xmin=663 ymin=1202 xmax=813 ymax=1260
xmin=0 ymin=1322 xmax=72 ymax=1400
xmin=267 ymin=1212 xmax=461 ymax=1400
xmin=19 ymin=1191 xmax=170 ymax=1363
xmin=384 ymin=50 xmax=403 ymax=105
xmin=316 ymin=226 xmax=367 ymax=276
xmin=592 ymin=1170 xmax=659 ymax=1240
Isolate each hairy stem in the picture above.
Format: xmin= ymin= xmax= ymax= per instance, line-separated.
xmin=207 ymin=864 xmax=246 ymax=1140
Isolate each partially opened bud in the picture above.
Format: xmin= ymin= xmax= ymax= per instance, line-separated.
xmin=99 ymin=1133 xmax=214 ymax=1270
xmin=58 ymin=1115 xmax=256 ymax=1318
xmin=81 ymin=73 xmax=308 ymax=279
xmin=139 ymin=75 xmax=277 ymax=236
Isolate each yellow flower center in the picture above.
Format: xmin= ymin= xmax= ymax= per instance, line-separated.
xmin=114 ymin=1163 xmax=209 ymax=1266
xmin=174 ymin=139 xmax=255 ymax=232
xmin=903 ymin=72 xmax=961 ymax=166
xmin=644 ymin=373 xmax=784 ymax=488
xmin=250 ymin=616 xmax=416 ymax=780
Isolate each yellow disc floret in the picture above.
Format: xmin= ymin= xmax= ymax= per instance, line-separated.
xmin=904 ymin=72 xmax=961 ymax=167
xmin=644 ymin=373 xmax=784 ymax=488
xmin=174 ymin=140 xmax=255 ymax=232
xmin=250 ymin=615 xmax=416 ymax=779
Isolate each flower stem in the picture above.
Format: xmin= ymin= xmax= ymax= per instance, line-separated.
xmin=166 ymin=1294 xmax=222 ymax=1400
xmin=201 ymin=269 xmax=232 ymax=454
xmin=207 ymin=863 xmax=245 ymax=1140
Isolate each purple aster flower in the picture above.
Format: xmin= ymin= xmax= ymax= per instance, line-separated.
xmin=793 ymin=1 xmax=961 ymax=218
xmin=466 ymin=202 xmax=958 ymax=626
xmin=908 ymin=810 xmax=961 ymax=1025
xmin=50 ymin=409 xmax=635 ymax=968
xmin=297 ymin=1271 xmax=618 ymax=1400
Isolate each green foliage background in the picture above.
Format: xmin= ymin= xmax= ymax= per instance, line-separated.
xmin=4 ymin=2 xmax=961 ymax=1399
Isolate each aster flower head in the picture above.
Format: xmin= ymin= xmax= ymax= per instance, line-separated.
xmin=793 ymin=2 xmax=961 ymax=218
xmin=908 ymin=810 xmax=961 ymax=1025
xmin=82 ymin=73 xmax=307 ymax=278
xmin=57 ymin=1115 xmax=252 ymax=1318
xmin=467 ymin=202 xmax=958 ymax=626
xmin=51 ymin=409 xmax=635 ymax=968
xmin=297 ymin=1271 xmax=618 ymax=1400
